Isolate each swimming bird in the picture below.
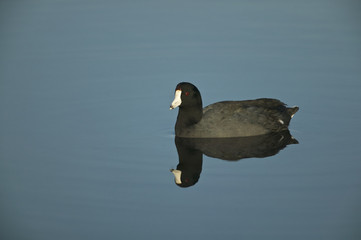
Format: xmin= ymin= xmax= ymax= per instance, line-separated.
xmin=170 ymin=82 xmax=298 ymax=138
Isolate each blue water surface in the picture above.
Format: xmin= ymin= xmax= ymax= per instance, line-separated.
xmin=1 ymin=1 xmax=361 ymax=239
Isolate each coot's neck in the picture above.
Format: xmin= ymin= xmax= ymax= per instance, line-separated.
xmin=176 ymin=105 xmax=203 ymax=128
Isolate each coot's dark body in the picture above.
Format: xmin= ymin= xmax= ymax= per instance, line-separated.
xmin=170 ymin=82 xmax=298 ymax=138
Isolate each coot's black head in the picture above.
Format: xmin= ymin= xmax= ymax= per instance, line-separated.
xmin=170 ymin=82 xmax=202 ymax=110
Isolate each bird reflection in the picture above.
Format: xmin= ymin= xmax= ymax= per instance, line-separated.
xmin=170 ymin=130 xmax=298 ymax=188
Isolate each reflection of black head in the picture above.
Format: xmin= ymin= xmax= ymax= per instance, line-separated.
xmin=172 ymin=137 xmax=203 ymax=188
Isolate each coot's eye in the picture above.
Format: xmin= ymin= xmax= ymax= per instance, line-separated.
xmin=185 ymin=91 xmax=189 ymax=96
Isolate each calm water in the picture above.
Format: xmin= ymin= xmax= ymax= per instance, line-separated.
xmin=1 ymin=1 xmax=361 ymax=239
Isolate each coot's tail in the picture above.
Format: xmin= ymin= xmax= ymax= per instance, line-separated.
xmin=287 ymin=106 xmax=299 ymax=118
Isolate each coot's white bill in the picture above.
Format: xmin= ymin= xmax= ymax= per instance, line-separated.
xmin=170 ymin=90 xmax=182 ymax=109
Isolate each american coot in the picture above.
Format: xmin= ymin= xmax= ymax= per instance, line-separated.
xmin=170 ymin=82 xmax=299 ymax=138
